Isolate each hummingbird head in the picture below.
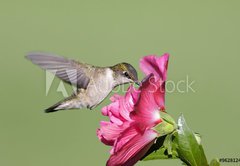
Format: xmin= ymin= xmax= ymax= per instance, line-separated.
xmin=111 ymin=62 xmax=140 ymax=86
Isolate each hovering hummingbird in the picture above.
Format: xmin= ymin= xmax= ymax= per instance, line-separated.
xmin=26 ymin=53 xmax=139 ymax=113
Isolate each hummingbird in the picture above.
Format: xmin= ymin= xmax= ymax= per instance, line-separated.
xmin=26 ymin=52 xmax=139 ymax=113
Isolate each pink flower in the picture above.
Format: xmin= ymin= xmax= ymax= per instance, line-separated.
xmin=97 ymin=53 xmax=169 ymax=166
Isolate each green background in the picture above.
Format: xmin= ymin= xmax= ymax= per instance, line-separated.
xmin=1 ymin=0 xmax=239 ymax=165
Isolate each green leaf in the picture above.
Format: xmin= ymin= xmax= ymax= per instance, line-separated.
xmin=143 ymin=146 xmax=178 ymax=161
xmin=163 ymin=134 xmax=174 ymax=155
xmin=160 ymin=111 xmax=177 ymax=126
xmin=154 ymin=112 xmax=177 ymax=136
xmin=174 ymin=114 xmax=208 ymax=166
xmin=210 ymin=158 xmax=220 ymax=166
xmin=142 ymin=134 xmax=178 ymax=161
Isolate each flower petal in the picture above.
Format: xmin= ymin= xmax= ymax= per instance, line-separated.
xmin=113 ymin=125 xmax=139 ymax=153
xmin=118 ymin=86 xmax=140 ymax=121
xmin=107 ymin=129 xmax=157 ymax=166
xmin=97 ymin=121 xmax=130 ymax=146
xmin=131 ymin=74 xmax=164 ymax=127
xmin=140 ymin=53 xmax=169 ymax=81
xmin=102 ymin=85 xmax=140 ymax=123
xmin=102 ymin=102 xmax=124 ymax=125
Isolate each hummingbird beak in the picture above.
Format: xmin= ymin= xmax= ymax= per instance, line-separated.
xmin=134 ymin=80 xmax=141 ymax=86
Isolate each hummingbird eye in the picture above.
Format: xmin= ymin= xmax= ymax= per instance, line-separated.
xmin=123 ymin=71 xmax=131 ymax=79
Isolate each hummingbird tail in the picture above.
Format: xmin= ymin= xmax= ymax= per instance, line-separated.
xmin=45 ymin=103 xmax=61 ymax=113
xmin=44 ymin=95 xmax=79 ymax=113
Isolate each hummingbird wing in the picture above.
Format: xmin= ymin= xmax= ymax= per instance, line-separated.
xmin=26 ymin=52 xmax=92 ymax=89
